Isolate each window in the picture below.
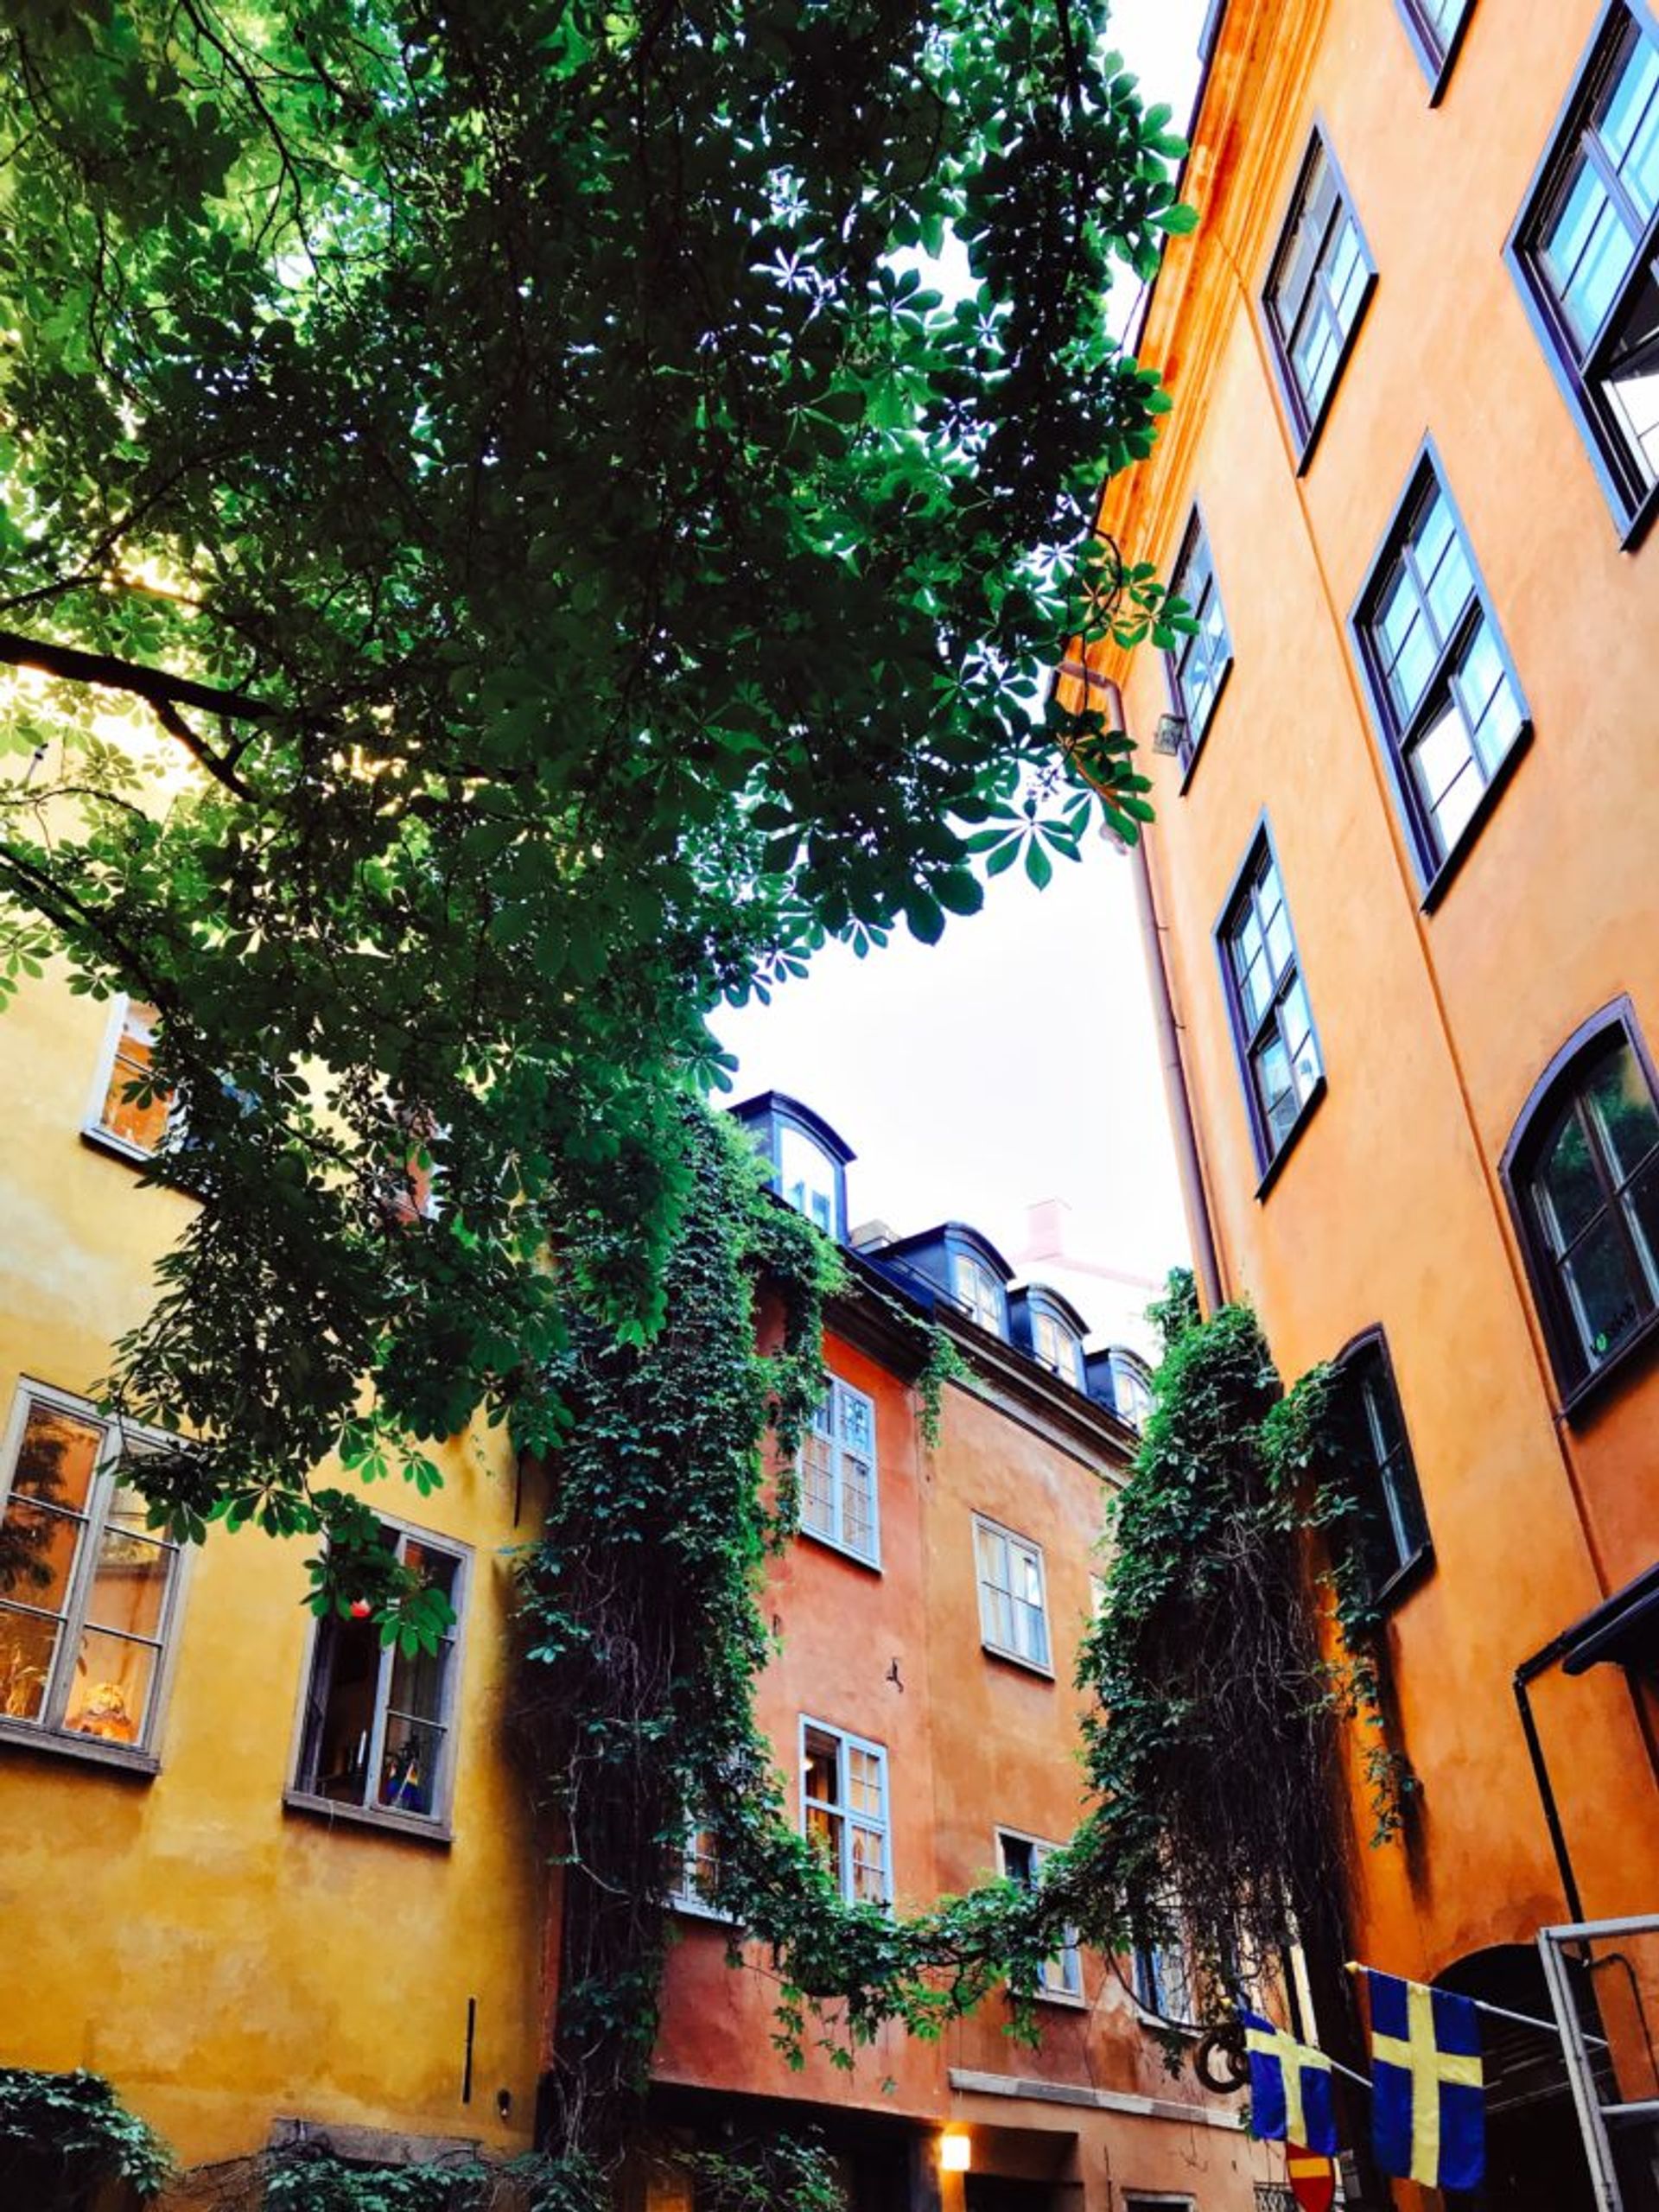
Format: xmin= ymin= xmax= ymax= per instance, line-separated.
xmin=779 ymin=1123 xmax=838 ymax=1236
xmin=86 ymin=997 xmax=171 ymax=1157
xmin=1217 ymin=830 xmax=1324 ymax=1180
xmin=974 ymin=1516 xmax=1052 ymax=1671
xmin=798 ymin=1376 xmax=880 ymax=1566
xmin=0 ymin=1382 xmax=184 ymax=1762
xmin=801 ymin=1719 xmax=890 ymax=1906
xmin=1033 ymin=1309 xmax=1083 ymax=1388
xmin=1132 ymin=1932 xmax=1195 ymax=2024
xmin=1512 ymin=6 xmax=1659 ymax=537
xmin=953 ymin=1250 xmax=1005 ymax=1335
xmin=1263 ymin=130 xmax=1376 ymax=459
xmin=1164 ymin=511 xmax=1233 ymax=773
xmin=1395 ymin=0 xmax=1474 ymax=93
xmin=667 ymin=1815 xmax=728 ymax=1918
xmin=1503 ymin=1002 xmax=1659 ymax=1402
xmin=1353 ymin=454 xmax=1529 ymax=892
xmin=292 ymin=1521 xmax=467 ymax=1829
xmin=1338 ymin=1335 xmax=1431 ymax=1600
xmin=1108 ymin=1350 xmax=1154 ymax=1431
xmin=998 ymin=1832 xmax=1083 ymax=2000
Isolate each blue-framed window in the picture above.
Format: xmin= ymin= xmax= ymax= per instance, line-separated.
xmin=1262 ymin=130 xmax=1376 ymax=463
xmin=801 ymin=1717 xmax=891 ymax=1907
xmin=1510 ymin=3 xmax=1659 ymax=540
xmin=1501 ymin=999 xmax=1659 ymax=1407
xmin=1351 ymin=451 xmax=1529 ymax=896
xmin=1216 ymin=830 xmax=1324 ymax=1184
xmin=1164 ymin=509 xmax=1233 ymax=777
xmin=1395 ymin=0 xmax=1475 ymax=98
xmin=1338 ymin=1332 xmax=1433 ymax=1604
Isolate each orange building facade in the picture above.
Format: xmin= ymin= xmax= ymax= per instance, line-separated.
xmin=1072 ymin=0 xmax=1659 ymax=2202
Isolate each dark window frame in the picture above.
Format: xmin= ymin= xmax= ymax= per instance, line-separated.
xmin=1334 ymin=1328 xmax=1434 ymax=1611
xmin=1348 ymin=441 xmax=1534 ymax=907
xmin=1500 ymin=996 xmax=1659 ymax=1417
xmin=1261 ymin=125 xmax=1379 ymax=471
xmin=1162 ymin=504 xmax=1234 ymax=787
xmin=1213 ymin=820 xmax=1327 ymax=1197
xmin=1506 ymin=0 xmax=1659 ymax=546
xmin=1394 ymin=0 xmax=1477 ymax=104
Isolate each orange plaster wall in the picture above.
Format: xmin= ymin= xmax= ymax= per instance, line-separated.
xmin=1092 ymin=0 xmax=1659 ymax=1988
xmin=0 ymin=971 xmax=545 ymax=2168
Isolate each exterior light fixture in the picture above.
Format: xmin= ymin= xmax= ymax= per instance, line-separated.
xmin=939 ymin=2129 xmax=971 ymax=2174
xmin=1152 ymin=713 xmax=1187 ymax=756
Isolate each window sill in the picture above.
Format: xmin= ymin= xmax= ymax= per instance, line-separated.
xmin=1252 ymin=1076 xmax=1327 ymax=1202
xmin=79 ymin=1124 xmax=160 ymax=1169
xmin=1559 ymin=1304 xmax=1659 ymax=1427
xmin=669 ymin=1896 xmax=743 ymax=1929
xmin=1029 ymin=1984 xmax=1088 ymax=2010
xmin=798 ymin=1527 xmax=882 ymax=1574
xmin=283 ymin=1789 xmax=453 ymax=1847
xmin=982 ymin=1640 xmax=1056 ymax=1681
xmin=0 ymin=1715 xmax=160 ymax=1777
xmin=1418 ymin=725 xmax=1533 ymax=913
xmin=1369 ymin=1541 xmax=1434 ymax=1615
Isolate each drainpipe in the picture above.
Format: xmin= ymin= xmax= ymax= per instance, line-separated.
xmin=1515 ymin=1637 xmax=1589 ymax=1924
xmin=1096 ymin=677 xmax=1225 ymax=1314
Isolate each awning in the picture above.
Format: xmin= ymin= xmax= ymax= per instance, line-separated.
xmin=1559 ymin=1560 xmax=1659 ymax=1676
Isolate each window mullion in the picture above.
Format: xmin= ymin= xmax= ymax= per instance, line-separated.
xmin=43 ymin=1460 xmax=108 ymax=1732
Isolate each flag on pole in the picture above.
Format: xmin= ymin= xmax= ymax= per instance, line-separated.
xmin=1360 ymin=1968 xmax=1484 ymax=2191
xmin=1238 ymin=2008 xmax=1338 ymax=2156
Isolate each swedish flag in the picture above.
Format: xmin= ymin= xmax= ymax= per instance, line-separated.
xmin=1239 ymin=2008 xmax=1338 ymax=2155
xmin=1363 ymin=1969 xmax=1484 ymax=2192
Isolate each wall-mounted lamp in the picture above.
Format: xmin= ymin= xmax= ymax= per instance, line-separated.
xmin=1152 ymin=712 xmax=1187 ymax=756
xmin=939 ymin=2129 xmax=971 ymax=2174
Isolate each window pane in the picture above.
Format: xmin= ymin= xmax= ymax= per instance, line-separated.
xmin=386 ymin=1635 xmax=449 ymax=1731
xmin=847 ymin=1745 xmax=883 ymax=1818
xmin=849 ymin=1823 xmax=887 ymax=1904
xmin=838 ymin=1389 xmax=873 ymax=1456
xmin=1327 ymin=215 xmax=1368 ymax=333
xmin=99 ymin=1002 xmax=171 ymax=1153
xmin=378 ymin=1711 xmax=444 ymax=1814
xmin=1599 ymin=260 xmax=1659 ymax=491
xmin=1544 ymin=163 xmax=1637 ymax=346
xmin=0 ymin=1604 xmax=59 ymax=1721
xmin=805 ymin=1802 xmax=842 ymax=1875
xmin=1253 ymin=1033 xmax=1299 ymax=1148
xmin=983 ymin=1585 xmax=1016 ymax=1651
xmin=1409 ymin=694 xmax=1478 ymax=817
xmin=11 ymin=1402 xmax=102 ymax=1513
xmin=1014 ymin=1544 xmax=1044 ymax=1609
xmin=1535 ymin=1109 xmax=1605 ymax=1252
xmin=1456 ymin=622 xmax=1525 ymax=779
xmin=841 ymin=1454 xmax=874 ymax=1556
xmin=1602 ymin=31 xmax=1659 ymax=219
xmin=1263 ymin=898 xmax=1294 ymax=981
xmin=82 ymin=1522 xmax=172 ymax=1641
xmin=1623 ymin=1155 xmax=1659 ymax=1300
xmin=800 ymin=1427 xmax=836 ymax=1537
xmin=0 ymin=1500 xmax=82 ymax=1614
xmin=1281 ymin=979 xmax=1315 ymax=1071
xmin=299 ymin=1611 xmax=381 ymax=1804
xmin=1586 ymin=1043 xmax=1659 ymax=1184
xmin=804 ymin=1726 xmax=840 ymax=1807
xmin=63 ymin=1627 xmax=157 ymax=1745
xmin=1561 ymin=1214 xmax=1649 ymax=1363
xmin=1421 ymin=515 xmax=1475 ymax=641
xmin=1017 ymin=1599 xmax=1051 ymax=1669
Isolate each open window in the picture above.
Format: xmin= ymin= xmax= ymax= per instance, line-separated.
xmin=998 ymin=1830 xmax=1084 ymax=2001
xmin=86 ymin=996 xmax=172 ymax=1159
xmin=800 ymin=1718 xmax=890 ymax=1907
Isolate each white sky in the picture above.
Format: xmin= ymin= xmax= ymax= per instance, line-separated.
xmin=716 ymin=1 xmax=1208 ymax=1361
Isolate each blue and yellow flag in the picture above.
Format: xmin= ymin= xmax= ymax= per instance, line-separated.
xmin=1239 ymin=2008 xmax=1338 ymax=2155
xmin=1363 ymin=1969 xmax=1484 ymax=2191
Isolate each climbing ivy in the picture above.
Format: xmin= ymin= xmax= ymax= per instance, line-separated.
xmin=0 ymin=2066 xmax=173 ymax=2208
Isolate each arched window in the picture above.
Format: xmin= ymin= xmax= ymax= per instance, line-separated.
xmin=1503 ymin=1000 xmax=1659 ymax=1401
xmin=1109 ymin=1350 xmax=1154 ymax=1432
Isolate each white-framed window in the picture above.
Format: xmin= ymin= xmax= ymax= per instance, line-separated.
xmin=798 ymin=1376 xmax=880 ymax=1566
xmin=801 ymin=1717 xmax=890 ymax=1907
xmin=997 ymin=1830 xmax=1084 ymax=2001
xmin=952 ymin=1251 xmax=1005 ymax=1335
xmin=666 ymin=1815 xmax=729 ymax=1919
xmin=973 ymin=1516 xmax=1052 ymax=1672
xmin=289 ymin=1520 xmax=467 ymax=1832
xmin=1033 ymin=1309 xmax=1084 ymax=1387
xmin=85 ymin=995 xmax=172 ymax=1158
xmin=1109 ymin=1350 xmax=1154 ymax=1431
xmin=0 ymin=1380 xmax=186 ymax=1763
xmin=779 ymin=1123 xmax=838 ymax=1235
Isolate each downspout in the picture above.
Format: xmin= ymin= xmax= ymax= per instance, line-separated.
xmin=1097 ymin=676 xmax=1225 ymax=1314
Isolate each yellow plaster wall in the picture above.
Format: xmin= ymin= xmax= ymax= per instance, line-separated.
xmin=0 ymin=970 xmax=546 ymax=2169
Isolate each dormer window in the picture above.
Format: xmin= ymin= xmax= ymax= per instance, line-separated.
xmin=1109 ymin=1351 xmax=1154 ymax=1432
xmin=779 ymin=1124 xmax=837 ymax=1236
xmin=728 ymin=1093 xmax=853 ymax=1243
xmin=953 ymin=1252 xmax=1005 ymax=1334
xmin=1033 ymin=1309 xmax=1084 ymax=1388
